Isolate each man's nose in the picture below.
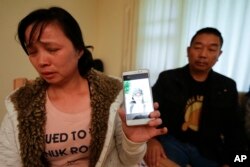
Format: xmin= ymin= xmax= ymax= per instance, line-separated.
xmin=199 ymin=48 xmax=208 ymax=58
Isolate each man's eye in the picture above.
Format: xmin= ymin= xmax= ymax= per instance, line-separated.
xmin=208 ymin=47 xmax=217 ymax=52
xmin=194 ymin=47 xmax=202 ymax=50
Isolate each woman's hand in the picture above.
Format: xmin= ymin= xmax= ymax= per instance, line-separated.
xmin=118 ymin=102 xmax=167 ymax=143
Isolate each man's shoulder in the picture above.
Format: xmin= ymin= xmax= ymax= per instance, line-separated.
xmin=211 ymin=70 xmax=236 ymax=84
xmin=160 ymin=67 xmax=184 ymax=75
xmin=158 ymin=66 xmax=186 ymax=78
xmin=209 ymin=71 xmax=238 ymax=93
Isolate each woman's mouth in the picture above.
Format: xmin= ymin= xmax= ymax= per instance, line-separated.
xmin=41 ymin=72 xmax=56 ymax=79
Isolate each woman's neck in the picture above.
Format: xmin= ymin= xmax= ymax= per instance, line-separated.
xmin=48 ymin=76 xmax=89 ymax=99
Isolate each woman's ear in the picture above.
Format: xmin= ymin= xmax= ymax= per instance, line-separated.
xmin=77 ymin=49 xmax=84 ymax=59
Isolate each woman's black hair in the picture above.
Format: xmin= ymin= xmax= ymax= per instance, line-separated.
xmin=93 ymin=59 xmax=104 ymax=72
xmin=17 ymin=6 xmax=93 ymax=76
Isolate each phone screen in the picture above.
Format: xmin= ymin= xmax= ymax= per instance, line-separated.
xmin=123 ymin=70 xmax=154 ymax=126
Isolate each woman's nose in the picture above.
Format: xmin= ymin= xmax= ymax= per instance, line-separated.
xmin=35 ymin=51 xmax=51 ymax=68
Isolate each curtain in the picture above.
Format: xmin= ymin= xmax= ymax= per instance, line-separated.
xmin=121 ymin=0 xmax=139 ymax=72
xmin=135 ymin=0 xmax=250 ymax=91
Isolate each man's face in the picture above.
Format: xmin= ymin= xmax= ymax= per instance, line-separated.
xmin=187 ymin=33 xmax=222 ymax=74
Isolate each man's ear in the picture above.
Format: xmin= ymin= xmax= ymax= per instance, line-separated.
xmin=219 ymin=50 xmax=223 ymax=56
xmin=187 ymin=46 xmax=191 ymax=57
xmin=218 ymin=50 xmax=223 ymax=58
xmin=215 ymin=50 xmax=222 ymax=62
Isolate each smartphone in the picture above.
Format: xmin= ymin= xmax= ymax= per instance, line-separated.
xmin=122 ymin=69 xmax=154 ymax=126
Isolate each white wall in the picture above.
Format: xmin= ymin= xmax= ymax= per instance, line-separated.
xmin=0 ymin=0 xmax=126 ymax=122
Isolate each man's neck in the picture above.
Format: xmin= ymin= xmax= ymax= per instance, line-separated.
xmin=190 ymin=70 xmax=210 ymax=82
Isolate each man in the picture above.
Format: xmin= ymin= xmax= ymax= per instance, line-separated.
xmin=145 ymin=27 xmax=247 ymax=167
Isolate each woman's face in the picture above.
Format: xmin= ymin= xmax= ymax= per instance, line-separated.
xmin=25 ymin=22 xmax=83 ymax=85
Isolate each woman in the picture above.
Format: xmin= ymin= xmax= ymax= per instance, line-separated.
xmin=0 ymin=7 xmax=167 ymax=167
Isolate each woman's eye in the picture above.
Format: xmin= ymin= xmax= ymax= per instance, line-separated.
xmin=27 ymin=50 xmax=37 ymax=56
xmin=47 ymin=48 xmax=59 ymax=53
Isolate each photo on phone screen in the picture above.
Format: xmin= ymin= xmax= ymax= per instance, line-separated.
xmin=122 ymin=69 xmax=154 ymax=126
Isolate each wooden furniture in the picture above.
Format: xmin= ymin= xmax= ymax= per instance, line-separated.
xmin=13 ymin=78 xmax=28 ymax=90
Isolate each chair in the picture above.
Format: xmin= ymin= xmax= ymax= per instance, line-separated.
xmin=13 ymin=77 xmax=29 ymax=90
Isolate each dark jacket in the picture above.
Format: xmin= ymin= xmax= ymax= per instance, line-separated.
xmin=152 ymin=65 xmax=247 ymax=165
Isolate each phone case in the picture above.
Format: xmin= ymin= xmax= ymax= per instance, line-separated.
xmin=122 ymin=69 xmax=154 ymax=126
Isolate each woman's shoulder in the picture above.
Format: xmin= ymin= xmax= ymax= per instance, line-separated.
xmin=88 ymin=69 xmax=122 ymax=92
xmin=87 ymin=69 xmax=123 ymax=104
xmin=4 ymin=91 xmax=18 ymax=115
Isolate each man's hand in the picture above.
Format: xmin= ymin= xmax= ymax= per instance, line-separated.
xmin=157 ymin=157 xmax=181 ymax=167
xmin=144 ymin=138 xmax=167 ymax=167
